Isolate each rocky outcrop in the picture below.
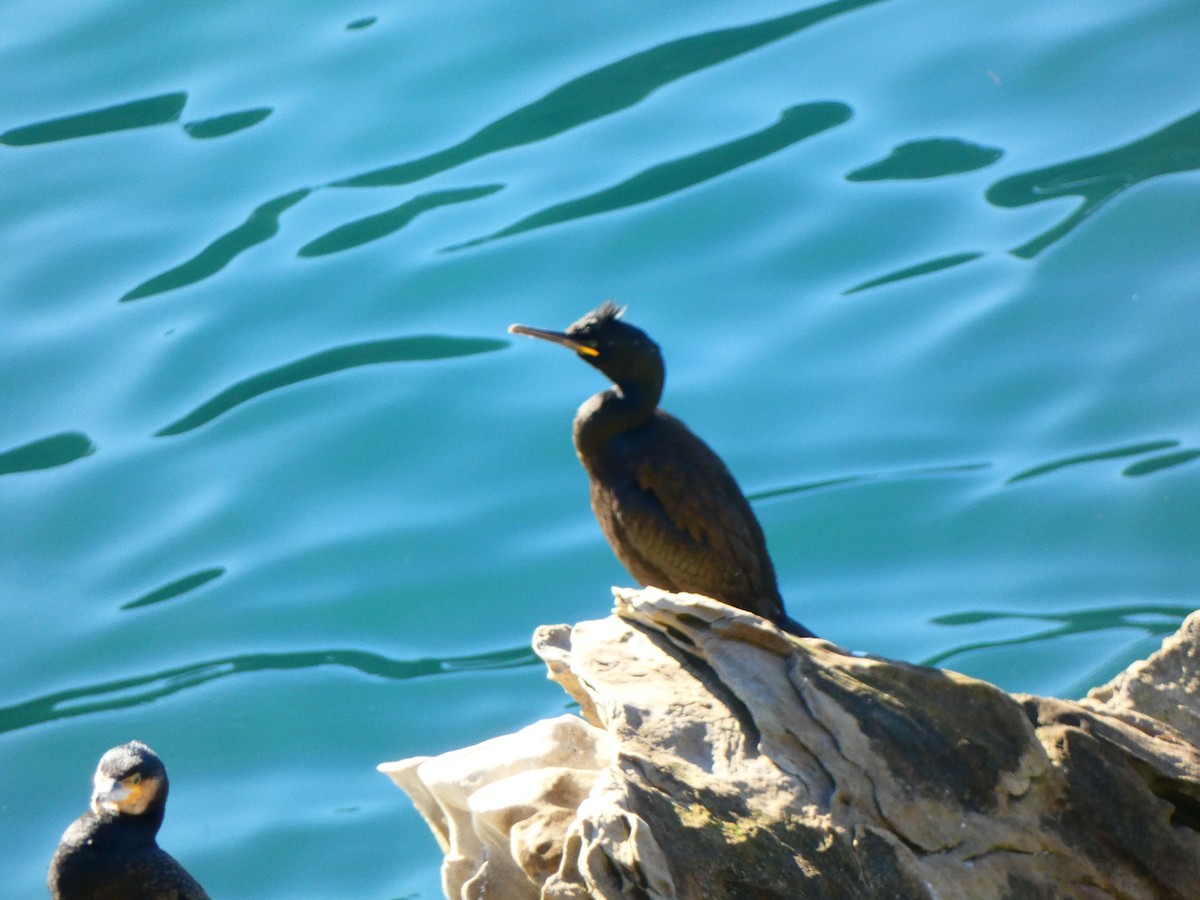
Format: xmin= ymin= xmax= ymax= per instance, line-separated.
xmin=379 ymin=588 xmax=1200 ymax=899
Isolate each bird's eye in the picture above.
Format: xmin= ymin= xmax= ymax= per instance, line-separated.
xmin=127 ymin=773 xmax=142 ymax=786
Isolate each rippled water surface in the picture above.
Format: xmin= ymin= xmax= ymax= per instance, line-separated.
xmin=4 ymin=1 xmax=1198 ymax=896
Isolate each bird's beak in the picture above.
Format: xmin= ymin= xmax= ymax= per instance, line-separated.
xmin=90 ymin=776 xmax=131 ymax=816
xmin=508 ymin=323 xmax=600 ymax=357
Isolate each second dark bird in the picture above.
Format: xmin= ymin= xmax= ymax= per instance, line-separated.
xmin=48 ymin=741 xmax=210 ymax=900
xmin=509 ymin=302 xmax=813 ymax=637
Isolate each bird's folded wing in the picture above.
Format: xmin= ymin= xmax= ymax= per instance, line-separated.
xmin=624 ymin=425 xmax=767 ymax=598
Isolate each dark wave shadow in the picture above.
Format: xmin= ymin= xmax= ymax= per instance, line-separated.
xmin=749 ymin=461 xmax=989 ymax=502
xmin=843 ymin=251 xmax=983 ymax=295
xmin=1123 ymin=449 xmax=1200 ymax=477
xmin=298 ymin=184 xmax=503 ymax=257
xmin=121 ymin=568 xmax=226 ymax=611
xmin=331 ymin=0 xmax=893 ymax=189
xmin=922 ymin=604 xmax=1192 ymax=669
xmin=0 ymin=645 xmax=539 ymax=736
xmin=121 ymin=189 xmax=312 ymax=301
xmin=750 ymin=474 xmax=865 ymax=501
xmin=0 ymin=92 xmax=187 ymax=146
xmin=0 ymin=432 xmax=95 ymax=475
xmin=155 ymin=335 xmax=507 ymax=436
xmin=846 ymin=138 xmax=1002 ymax=182
xmin=446 ymin=102 xmax=851 ymax=251
xmin=986 ymin=107 xmax=1200 ymax=258
xmin=183 ymin=108 xmax=272 ymax=139
xmin=116 ymin=0 xmax=893 ymax=293
xmin=1006 ymin=439 xmax=1180 ymax=484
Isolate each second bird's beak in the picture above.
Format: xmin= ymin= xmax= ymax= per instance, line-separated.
xmin=90 ymin=776 xmax=132 ymax=816
xmin=508 ymin=323 xmax=599 ymax=357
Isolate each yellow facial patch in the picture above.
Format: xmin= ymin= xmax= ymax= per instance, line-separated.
xmin=576 ymin=344 xmax=600 ymax=357
xmin=118 ymin=774 xmax=158 ymax=814
xmin=93 ymin=773 xmax=157 ymax=816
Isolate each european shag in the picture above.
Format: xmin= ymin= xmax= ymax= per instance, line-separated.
xmin=509 ymin=302 xmax=812 ymax=637
xmin=48 ymin=741 xmax=210 ymax=900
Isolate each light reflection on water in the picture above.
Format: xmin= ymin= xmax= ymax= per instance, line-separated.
xmin=2 ymin=0 xmax=1198 ymax=896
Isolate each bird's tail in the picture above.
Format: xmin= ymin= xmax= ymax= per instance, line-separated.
xmin=778 ymin=614 xmax=817 ymax=639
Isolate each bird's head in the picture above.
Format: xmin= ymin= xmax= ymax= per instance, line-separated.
xmin=509 ymin=302 xmax=664 ymax=393
xmin=89 ymin=741 xmax=168 ymax=819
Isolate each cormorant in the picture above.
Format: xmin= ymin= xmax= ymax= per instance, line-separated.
xmin=48 ymin=741 xmax=210 ymax=900
xmin=509 ymin=302 xmax=813 ymax=637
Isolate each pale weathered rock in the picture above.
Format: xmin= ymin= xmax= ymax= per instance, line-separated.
xmin=1084 ymin=612 xmax=1200 ymax=747
xmin=380 ymin=588 xmax=1200 ymax=899
xmin=379 ymin=715 xmax=616 ymax=900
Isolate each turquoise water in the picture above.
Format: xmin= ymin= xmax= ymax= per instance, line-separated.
xmin=3 ymin=0 xmax=1198 ymax=895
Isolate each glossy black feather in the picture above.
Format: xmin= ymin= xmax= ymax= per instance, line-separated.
xmin=49 ymin=742 xmax=209 ymax=900
xmin=510 ymin=305 xmax=812 ymax=636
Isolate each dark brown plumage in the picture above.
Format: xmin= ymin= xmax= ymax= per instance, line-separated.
xmin=509 ymin=302 xmax=813 ymax=637
xmin=49 ymin=741 xmax=210 ymax=900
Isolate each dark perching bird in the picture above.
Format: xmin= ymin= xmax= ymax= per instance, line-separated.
xmin=509 ymin=302 xmax=813 ymax=637
xmin=48 ymin=741 xmax=210 ymax=900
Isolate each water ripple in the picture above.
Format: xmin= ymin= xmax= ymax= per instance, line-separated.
xmin=923 ymin=604 xmax=1191 ymax=669
xmin=332 ymin=0 xmax=893 ymax=189
xmin=447 ymin=103 xmax=851 ymax=250
xmin=121 ymin=567 xmax=226 ymax=611
xmin=843 ymin=251 xmax=984 ymax=295
xmin=847 ymin=138 xmax=1002 ymax=181
xmin=987 ymin=107 xmax=1200 ymax=258
xmin=121 ymin=189 xmax=312 ymax=302
xmin=114 ymin=0 xmax=893 ymax=292
xmin=0 ymin=91 xmax=187 ymax=146
xmin=750 ymin=461 xmax=989 ymax=502
xmin=1122 ymin=449 xmax=1200 ymax=478
xmin=155 ymin=335 xmax=507 ymax=436
xmin=183 ymin=108 xmax=273 ymax=140
xmin=0 ymin=432 xmax=95 ymax=475
xmin=0 ymin=645 xmax=538 ymax=736
xmin=1006 ymin=439 xmax=1180 ymax=484
xmin=298 ymin=184 xmax=503 ymax=257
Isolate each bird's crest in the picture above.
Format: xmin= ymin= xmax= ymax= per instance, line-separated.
xmin=570 ymin=300 xmax=626 ymax=334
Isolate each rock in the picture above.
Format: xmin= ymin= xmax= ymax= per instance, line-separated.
xmin=1084 ymin=612 xmax=1200 ymax=747
xmin=379 ymin=588 xmax=1200 ymax=899
xmin=379 ymin=715 xmax=616 ymax=900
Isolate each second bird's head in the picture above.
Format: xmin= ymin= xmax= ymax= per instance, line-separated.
xmin=509 ymin=301 xmax=664 ymax=392
xmin=89 ymin=741 xmax=169 ymax=819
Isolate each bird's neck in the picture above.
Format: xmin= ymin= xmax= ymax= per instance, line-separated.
xmin=87 ymin=808 xmax=164 ymax=848
xmin=573 ymin=384 xmax=660 ymax=461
